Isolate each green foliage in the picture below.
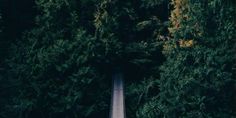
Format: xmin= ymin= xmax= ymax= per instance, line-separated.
xmin=1 ymin=0 xmax=235 ymax=118
xmin=94 ymin=1 xmax=168 ymax=117
xmin=94 ymin=0 xmax=168 ymax=66
xmin=152 ymin=0 xmax=236 ymax=117
xmin=5 ymin=0 xmax=109 ymax=118
xmin=8 ymin=30 xmax=109 ymax=118
xmin=141 ymin=0 xmax=165 ymax=8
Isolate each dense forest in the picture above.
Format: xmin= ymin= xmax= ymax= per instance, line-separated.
xmin=0 ymin=0 xmax=235 ymax=118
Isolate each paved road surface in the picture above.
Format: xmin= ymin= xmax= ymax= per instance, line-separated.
xmin=111 ymin=71 xmax=125 ymax=118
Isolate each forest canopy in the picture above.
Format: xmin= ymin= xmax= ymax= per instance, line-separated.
xmin=0 ymin=0 xmax=235 ymax=118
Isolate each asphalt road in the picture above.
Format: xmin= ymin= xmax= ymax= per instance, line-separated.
xmin=111 ymin=71 xmax=125 ymax=118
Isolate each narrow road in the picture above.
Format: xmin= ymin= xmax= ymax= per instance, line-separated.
xmin=110 ymin=71 xmax=125 ymax=118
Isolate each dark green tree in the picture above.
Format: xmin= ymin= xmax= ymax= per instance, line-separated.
xmin=155 ymin=0 xmax=236 ymax=117
xmin=2 ymin=0 xmax=235 ymax=118
xmin=6 ymin=0 xmax=110 ymax=118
